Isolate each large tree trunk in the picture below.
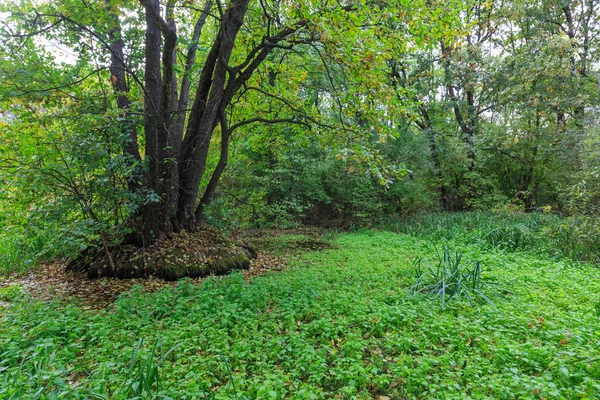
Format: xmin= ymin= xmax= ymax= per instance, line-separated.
xmin=137 ymin=0 xmax=249 ymax=240
xmin=135 ymin=0 xmax=300 ymax=241
xmin=140 ymin=0 xmax=178 ymax=241
xmin=106 ymin=1 xmax=141 ymax=192
xmin=100 ymin=0 xmax=304 ymax=245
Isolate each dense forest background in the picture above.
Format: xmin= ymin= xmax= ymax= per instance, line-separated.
xmin=0 ymin=0 xmax=599 ymax=272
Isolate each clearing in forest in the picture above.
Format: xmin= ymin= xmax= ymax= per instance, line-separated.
xmin=1 ymin=223 xmax=600 ymax=398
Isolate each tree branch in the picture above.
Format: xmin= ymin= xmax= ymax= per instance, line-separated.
xmin=229 ymin=117 xmax=310 ymax=133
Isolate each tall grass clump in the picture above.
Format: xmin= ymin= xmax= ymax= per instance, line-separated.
xmin=112 ymin=338 xmax=181 ymax=399
xmin=480 ymin=220 xmax=536 ymax=250
xmin=0 ymin=230 xmax=43 ymax=275
xmin=540 ymin=216 xmax=600 ymax=263
xmin=410 ymin=247 xmax=504 ymax=309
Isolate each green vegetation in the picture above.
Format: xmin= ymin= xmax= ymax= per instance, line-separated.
xmin=1 ymin=0 xmax=600 ymax=398
xmin=0 ymin=229 xmax=49 ymax=275
xmin=0 ymin=285 xmax=23 ymax=302
xmin=410 ymin=248 xmax=503 ymax=310
xmin=2 ymin=217 xmax=600 ymax=398
xmin=388 ymin=212 xmax=600 ymax=264
xmin=2 ymin=0 xmax=600 ymax=273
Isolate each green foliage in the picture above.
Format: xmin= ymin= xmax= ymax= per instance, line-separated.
xmin=208 ymin=137 xmax=407 ymax=229
xmin=388 ymin=211 xmax=600 ymax=264
xmin=0 ymin=94 xmax=147 ymax=268
xmin=2 ymin=223 xmax=600 ymax=398
xmin=1 ymin=0 xmax=599 ymax=263
xmin=594 ymin=298 xmax=600 ymax=318
xmin=411 ymin=248 xmax=502 ymax=309
xmin=540 ymin=216 xmax=600 ymax=264
xmin=0 ymin=230 xmax=43 ymax=275
xmin=0 ymin=285 xmax=23 ymax=302
xmin=0 ymin=0 xmax=599 ymax=393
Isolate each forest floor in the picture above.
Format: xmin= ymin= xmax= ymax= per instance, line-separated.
xmin=1 ymin=215 xmax=600 ymax=399
xmin=0 ymin=228 xmax=326 ymax=309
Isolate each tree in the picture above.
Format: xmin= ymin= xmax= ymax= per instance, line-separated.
xmin=478 ymin=0 xmax=600 ymax=209
xmin=2 ymin=0 xmax=384 ymax=244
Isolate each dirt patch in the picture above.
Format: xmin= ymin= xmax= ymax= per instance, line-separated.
xmin=1 ymin=250 xmax=287 ymax=310
xmin=4 ymin=263 xmax=176 ymax=310
xmin=239 ymin=227 xmax=336 ymax=255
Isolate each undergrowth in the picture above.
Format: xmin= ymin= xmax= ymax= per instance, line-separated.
xmin=410 ymin=248 xmax=504 ymax=309
xmin=1 ymin=219 xmax=600 ymax=398
xmin=0 ymin=231 xmax=43 ymax=275
xmin=386 ymin=211 xmax=600 ymax=263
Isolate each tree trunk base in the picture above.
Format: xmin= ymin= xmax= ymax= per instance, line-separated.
xmin=66 ymin=228 xmax=256 ymax=281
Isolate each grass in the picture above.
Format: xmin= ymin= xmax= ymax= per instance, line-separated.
xmin=385 ymin=211 xmax=600 ymax=263
xmin=1 ymin=216 xmax=600 ymax=398
xmin=0 ymin=232 xmax=41 ymax=275
xmin=410 ymin=248 xmax=504 ymax=309
xmin=0 ymin=224 xmax=59 ymax=276
xmin=0 ymin=285 xmax=23 ymax=302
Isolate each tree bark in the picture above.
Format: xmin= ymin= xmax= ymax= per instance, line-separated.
xmin=106 ymin=0 xmax=141 ymax=192
xmin=419 ymin=106 xmax=448 ymax=211
xmin=176 ymin=0 xmax=250 ymax=231
xmin=141 ymin=0 xmax=175 ymax=241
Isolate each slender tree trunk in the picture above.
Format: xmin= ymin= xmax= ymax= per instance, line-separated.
xmin=176 ymin=0 xmax=250 ymax=231
xmin=441 ymin=42 xmax=476 ymax=172
xmin=106 ymin=0 xmax=141 ymax=192
xmin=420 ymin=106 xmax=448 ymax=210
xmin=562 ymin=3 xmax=589 ymax=168
xmin=196 ymin=107 xmax=231 ymax=223
xmin=172 ymin=0 xmax=212 ymax=142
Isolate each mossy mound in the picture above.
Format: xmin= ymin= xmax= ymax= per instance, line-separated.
xmin=66 ymin=229 xmax=256 ymax=281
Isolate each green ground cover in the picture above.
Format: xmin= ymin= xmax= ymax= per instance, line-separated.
xmin=1 ymin=214 xmax=600 ymax=399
